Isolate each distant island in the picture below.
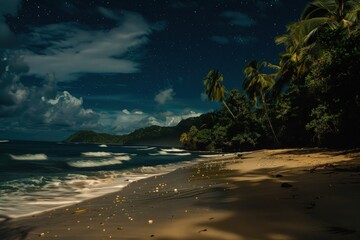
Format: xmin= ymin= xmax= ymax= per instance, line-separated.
xmin=66 ymin=113 xmax=212 ymax=147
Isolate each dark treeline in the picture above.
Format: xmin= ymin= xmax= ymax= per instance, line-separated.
xmin=180 ymin=0 xmax=360 ymax=151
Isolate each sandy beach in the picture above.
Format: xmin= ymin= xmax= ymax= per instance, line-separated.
xmin=1 ymin=148 xmax=359 ymax=240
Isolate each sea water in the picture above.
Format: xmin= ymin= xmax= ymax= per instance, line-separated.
xmin=0 ymin=140 xmax=213 ymax=218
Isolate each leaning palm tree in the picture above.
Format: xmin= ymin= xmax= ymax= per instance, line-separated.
xmin=203 ymin=69 xmax=236 ymax=120
xmin=243 ymin=61 xmax=280 ymax=144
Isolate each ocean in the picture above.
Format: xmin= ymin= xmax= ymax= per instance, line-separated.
xmin=0 ymin=140 xmax=213 ymax=218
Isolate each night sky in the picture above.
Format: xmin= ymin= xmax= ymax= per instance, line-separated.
xmin=0 ymin=0 xmax=309 ymax=141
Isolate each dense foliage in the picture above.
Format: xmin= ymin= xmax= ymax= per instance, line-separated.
xmin=181 ymin=0 xmax=360 ymax=151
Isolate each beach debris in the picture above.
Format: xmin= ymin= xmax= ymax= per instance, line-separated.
xmin=67 ymin=228 xmax=71 ymax=231
xmin=174 ymin=188 xmax=178 ymax=193
xmin=117 ymin=227 xmax=123 ymax=230
xmin=148 ymin=219 xmax=154 ymax=224
xmin=281 ymin=183 xmax=293 ymax=188
xmin=72 ymin=208 xmax=87 ymax=214
xmin=198 ymin=229 xmax=207 ymax=233
xmin=103 ymin=229 xmax=106 ymax=232
xmin=38 ymin=232 xmax=45 ymax=237
xmin=150 ymin=234 xmax=155 ymax=237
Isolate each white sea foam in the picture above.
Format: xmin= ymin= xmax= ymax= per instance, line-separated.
xmin=10 ymin=154 xmax=48 ymax=161
xmin=161 ymin=147 xmax=186 ymax=152
xmin=137 ymin=146 xmax=156 ymax=151
xmin=199 ymin=153 xmax=239 ymax=158
xmin=115 ymin=155 xmax=131 ymax=161
xmin=157 ymin=150 xmax=191 ymax=156
xmin=0 ymin=140 xmax=9 ymax=143
xmin=99 ymin=144 xmax=108 ymax=148
xmin=81 ymin=152 xmax=112 ymax=157
xmin=67 ymin=158 xmax=126 ymax=168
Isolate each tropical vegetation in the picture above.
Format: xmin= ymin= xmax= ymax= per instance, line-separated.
xmin=180 ymin=0 xmax=360 ymax=151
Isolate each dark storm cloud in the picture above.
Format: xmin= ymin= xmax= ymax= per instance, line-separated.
xmin=221 ymin=11 xmax=256 ymax=27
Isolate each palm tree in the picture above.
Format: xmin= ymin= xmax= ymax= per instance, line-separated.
xmin=274 ymin=0 xmax=360 ymax=91
xmin=302 ymin=0 xmax=360 ymax=30
xmin=243 ymin=60 xmax=280 ymax=144
xmin=203 ymin=69 xmax=236 ymax=120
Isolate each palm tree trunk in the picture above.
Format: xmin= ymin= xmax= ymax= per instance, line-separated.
xmin=222 ymin=100 xmax=236 ymax=120
xmin=261 ymin=95 xmax=280 ymax=145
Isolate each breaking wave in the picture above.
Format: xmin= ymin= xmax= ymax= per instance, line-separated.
xmin=10 ymin=154 xmax=48 ymax=161
xmin=81 ymin=152 xmax=112 ymax=157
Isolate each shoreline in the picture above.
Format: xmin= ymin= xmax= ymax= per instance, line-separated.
xmin=1 ymin=148 xmax=359 ymax=239
xmin=0 ymin=152 xmax=219 ymax=219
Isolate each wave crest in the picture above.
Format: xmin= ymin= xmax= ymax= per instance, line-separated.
xmin=10 ymin=154 xmax=48 ymax=161
xmin=81 ymin=152 xmax=112 ymax=157
xmin=67 ymin=158 xmax=127 ymax=168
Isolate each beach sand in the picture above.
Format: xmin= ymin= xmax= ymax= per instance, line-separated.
xmin=1 ymin=148 xmax=359 ymax=240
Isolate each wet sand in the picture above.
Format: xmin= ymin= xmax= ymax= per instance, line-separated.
xmin=1 ymin=148 xmax=359 ymax=240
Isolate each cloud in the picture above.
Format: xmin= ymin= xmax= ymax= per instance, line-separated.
xmin=211 ymin=35 xmax=230 ymax=45
xmin=234 ymin=36 xmax=257 ymax=45
xmin=22 ymin=10 xmax=162 ymax=81
xmin=162 ymin=109 xmax=201 ymax=127
xmin=154 ymin=88 xmax=175 ymax=105
xmin=222 ymin=11 xmax=256 ymax=27
xmin=0 ymin=52 xmax=100 ymax=131
xmin=0 ymin=52 xmax=202 ymax=140
xmin=40 ymin=91 xmax=100 ymax=128
xmin=98 ymin=6 xmax=121 ymax=21
xmin=113 ymin=108 xmax=202 ymax=134
xmin=0 ymin=0 xmax=22 ymax=48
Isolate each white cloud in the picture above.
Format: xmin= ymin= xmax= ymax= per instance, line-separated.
xmin=0 ymin=52 xmax=100 ymax=130
xmin=1 ymin=53 xmax=202 ymax=139
xmin=112 ymin=108 xmax=202 ymax=134
xmin=23 ymin=10 xmax=161 ymax=81
xmin=162 ymin=109 xmax=201 ymax=127
xmin=154 ymin=88 xmax=175 ymax=105
xmin=40 ymin=91 xmax=99 ymax=127
xmin=211 ymin=35 xmax=229 ymax=45
xmin=222 ymin=11 xmax=256 ymax=27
